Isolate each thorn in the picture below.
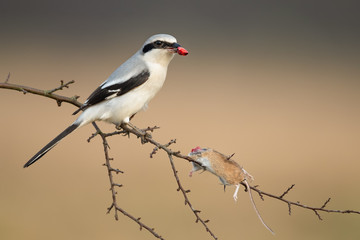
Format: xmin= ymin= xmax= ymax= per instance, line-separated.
xmin=110 ymin=168 xmax=124 ymax=174
xmin=321 ymin=198 xmax=331 ymax=209
xmin=227 ymin=153 xmax=235 ymax=160
xmin=288 ymin=203 xmax=292 ymax=216
xmin=314 ymin=210 xmax=323 ymax=220
xmin=258 ymin=192 xmax=264 ymax=201
xmin=279 ymin=184 xmax=295 ymax=199
xmin=107 ymin=203 xmax=114 ymax=213
xmin=5 ymin=72 xmax=10 ymax=83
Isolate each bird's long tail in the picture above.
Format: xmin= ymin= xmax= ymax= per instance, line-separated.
xmin=23 ymin=123 xmax=80 ymax=168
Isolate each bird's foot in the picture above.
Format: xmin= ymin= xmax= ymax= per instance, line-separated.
xmin=122 ymin=122 xmax=151 ymax=144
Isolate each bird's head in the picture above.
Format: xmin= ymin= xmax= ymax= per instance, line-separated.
xmin=141 ymin=34 xmax=188 ymax=66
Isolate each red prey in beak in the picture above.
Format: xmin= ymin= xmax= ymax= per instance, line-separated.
xmin=177 ymin=46 xmax=188 ymax=56
xmin=169 ymin=42 xmax=188 ymax=56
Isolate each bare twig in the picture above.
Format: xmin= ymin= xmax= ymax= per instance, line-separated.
xmin=46 ymin=80 xmax=75 ymax=94
xmin=168 ymin=153 xmax=218 ymax=240
xmin=0 ymin=81 xmax=81 ymax=107
xmin=321 ymin=198 xmax=331 ymax=209
xmin=249 ymin=186 xmax=360 ymax=218
xmin=119 ymin=124 xmax=198 ymax=164
xmin=151 ymin=139 xmax=176 ymax=158
xmin=5 ymin=72 xmax=11 ymax=83
xmin=91 ymin=122 xmax=164 ymax=239
xmin=98 ymin=124 xmax=217 ymax=239
xmin=287 ymin=203 xmax=292 ymax=216
xmin=279 ymin=184 xmax=295 ymax=199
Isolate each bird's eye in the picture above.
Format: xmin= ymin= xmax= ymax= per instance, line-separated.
xmin=154 ymin=41 xmax=163 ymax=46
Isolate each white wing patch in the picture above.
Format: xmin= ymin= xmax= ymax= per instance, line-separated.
xmin=107 ymin=89 xmax=121 ymax=93
xmin=105 ymin=92 xmax=118 ymax=100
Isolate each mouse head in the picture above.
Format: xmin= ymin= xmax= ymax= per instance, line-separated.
xmin=191 ymin=146 xmax=203 ymax=153
xmin=188 ymin=146 xmax=209 ymax=176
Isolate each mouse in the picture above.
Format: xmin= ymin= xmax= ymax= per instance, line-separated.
xmin=188 ymin=146 xmax=274 ymax=235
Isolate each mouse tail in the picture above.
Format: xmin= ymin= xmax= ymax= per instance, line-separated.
xmin=244 ymin=180 xmax=275 ymax=235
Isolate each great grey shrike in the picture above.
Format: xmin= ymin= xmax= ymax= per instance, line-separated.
xmin=24 ymin=34 xmax=188 ymax=168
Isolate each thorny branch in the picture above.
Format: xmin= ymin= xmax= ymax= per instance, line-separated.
xmin=250 ymin=185 xmax=360 ymax=220
xmin=45 ymin=80 xmax=76 ymax=94
xmin=0 ymin=79 xmax=80 ymax=107
xmin=1 ymin=78 xmax=359 ymax=239
xmin=92 ymin=124 xmax=218 ymax=239
xmin=89 ymin=123 xmax=164 ymax=240
xmin=168 ymin=153 xmax=217 ymax=239
xmin=102 ymin=124 xmax=360 ymax=222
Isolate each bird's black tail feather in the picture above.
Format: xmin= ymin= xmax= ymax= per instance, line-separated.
xmin=23 ymin=123 xmax=79 ymax=168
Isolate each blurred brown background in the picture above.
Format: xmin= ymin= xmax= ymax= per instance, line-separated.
xmin=1 ymin=1 xmax=359 ymax=239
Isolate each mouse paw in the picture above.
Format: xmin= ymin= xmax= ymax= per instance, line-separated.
xmin=233 ymin=194 xmax=238 ymax=201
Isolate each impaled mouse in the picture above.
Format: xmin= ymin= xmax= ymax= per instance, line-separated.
xmin=188 ymin=147 xmax=274 ymax=235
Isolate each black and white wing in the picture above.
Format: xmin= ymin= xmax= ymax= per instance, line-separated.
xmin=73 ymin=70 xmax=150 ymax=115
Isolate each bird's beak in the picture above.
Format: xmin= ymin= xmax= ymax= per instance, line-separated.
xmin=169 ymin=43 xmax=189 ymax=56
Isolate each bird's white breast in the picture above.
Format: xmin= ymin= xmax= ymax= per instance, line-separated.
xmin=76 ymin=62 xmax=168 ymax=126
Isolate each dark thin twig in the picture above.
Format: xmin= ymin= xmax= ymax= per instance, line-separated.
xmin=119 ymin=124 xmax=198 ymax=164
xmin=279 ymin=184 xmax=295 ymax=199
xmin=0 ymin=81 xmax=81 ymax=107
xmin=91 ymin=122 xmax=164 ymax=239
xmin=288 ymin=203 xmax=292 ymax=216
xmin=118 ymin=124 xmax=218 ymax=239
xmin=46 ymin=80 xmax=75 ymax=94
xmin=314 ymin=210 xmax=323 ymax=220
xmin=5 ymin=72 xmax=10 ymax=83
xmin=249 ymin=186 xmax=360 ymax=217
xmin=151 ymin=139 xmax=176 ymax=158
xmin=321 ymin=198 xmax=331 ymax=209
xmin=168 ymin=153 xmax=218 ymax=240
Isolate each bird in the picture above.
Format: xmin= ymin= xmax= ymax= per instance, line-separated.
xmin=24 ymin=34 xmax=188 ymax=168
xmin=188 ymin=147 xmax=274 ymax=234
